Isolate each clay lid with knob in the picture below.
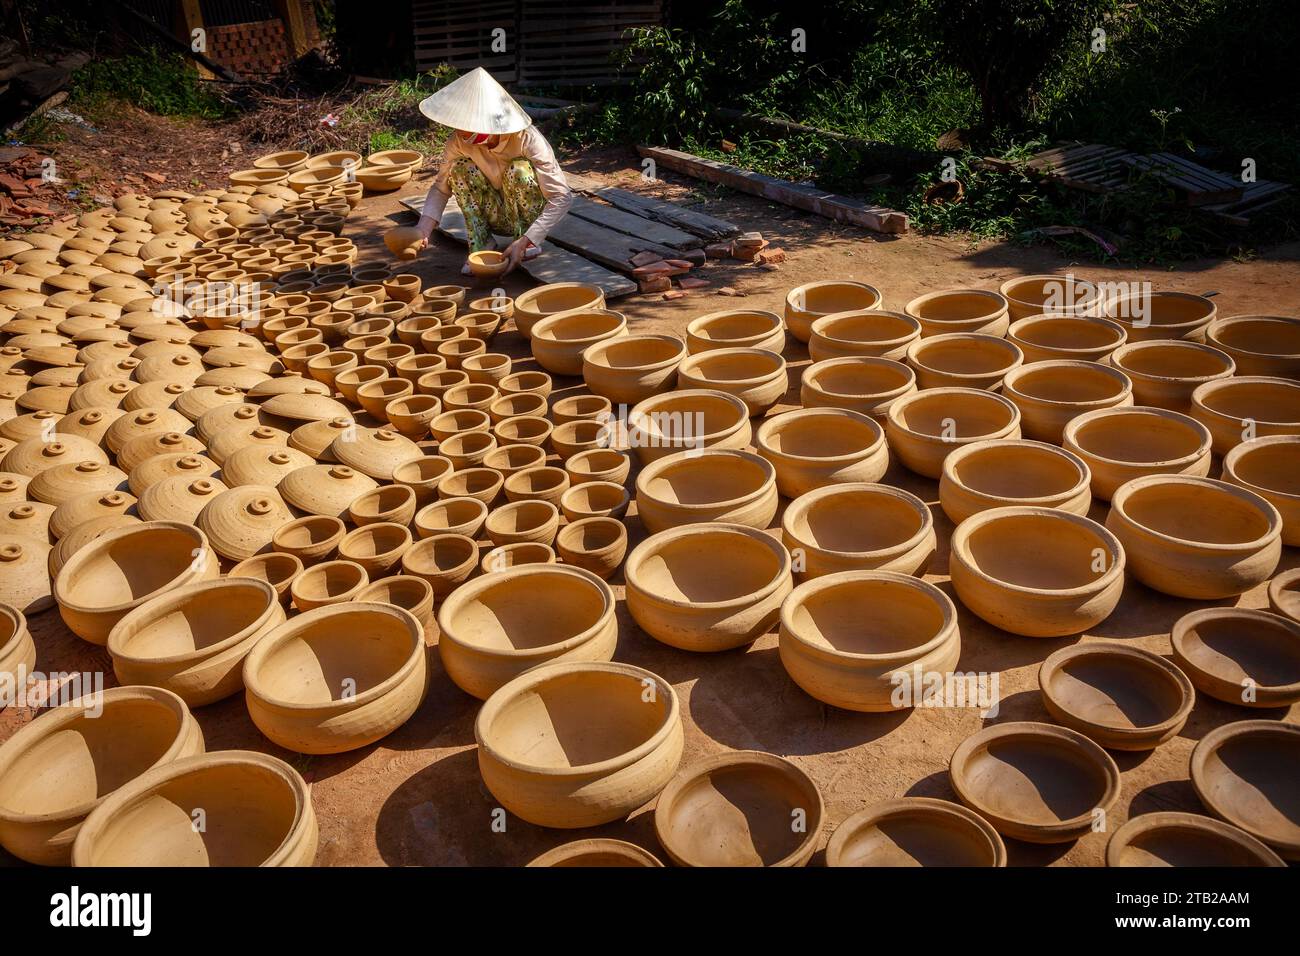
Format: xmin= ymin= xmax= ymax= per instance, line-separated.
xmin=330 ymin=426 xmax=423 ymax=481
xmin=195 ymin=484 xmax=295 ymax=562
xmin=137 ymin=475 xmax=228 ymax=525
xmin=221 ymin=443 xmax=313 ymax=488
xmin=278 ymin=462 xmax=379 ymax=518
xmin=0 ymin=533 xmax=53 ymax=614
xmin=27 ymin=459 xmax=129 ymax=506
xmin=48 ymin=489 xmax=139 ymax=539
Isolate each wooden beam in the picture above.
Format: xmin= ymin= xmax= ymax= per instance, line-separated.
xmin=174 ymin=0 xmax=211 ymax=80
xmin=271 ymin=0 xmax=312 ymax=58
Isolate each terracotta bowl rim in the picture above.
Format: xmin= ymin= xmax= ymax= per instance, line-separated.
xmin=624 ymin=522 xmax=791 ymax=612
xmin=107 ymin=576 xmax=279 ymax=666
xmin=1039 ymin=642 xmax=1195 ymax=739
xmin=825 ymin=796 xmax=1006 ymax=867
xmin=1105 ymin=810 xmax=1285 ymax=867
xmin=1111 ymin=339 xmax=1235 ymax=383
xmin=1170 ymin=606 xmax=1300 ymax=697
xmin=1109 ymin=474 xmax=1281 ymax=552
xmin=782 ymin=481 xmax=933 ymax=560
xmin=1063 ymin=405 xmax=1212 ymax=467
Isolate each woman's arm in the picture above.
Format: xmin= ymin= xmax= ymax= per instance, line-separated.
xmin=417 ymin=135 xmax=465 ymax=240
xmin=520 ymin=127 xmax=573 ymax=248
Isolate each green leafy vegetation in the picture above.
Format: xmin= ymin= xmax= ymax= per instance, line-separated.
xmin=70 ymin=50 xmax=230 ymax=120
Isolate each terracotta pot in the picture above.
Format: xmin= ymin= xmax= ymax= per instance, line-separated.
xmin=530 ymin=309 xmax=628 ymax=376
xmin=906 ymin=289 xmax=1011 ymax=338
xmin=550 ymin=394 xmax=611 ymax=426
xmin=755 ymin=407 xmax=888 ymax=497
xmin=949 ymin=721 xmax=1121 ymax=843
xmin=781 ymin=482 xmax=934 ymax=582
xmin=438 ymin=564 xmax=616 ymax=699
xmin=443 ymin=382 xmax=499 ymax=413
xmin=780 ymin=570 xmax=960 ymax=712
xmin=429 ymin=408 xmax=490 ymax=442
xmin=491 ymin=414 xmax=552 ymax=449
xmin=940 ymin=439 xmax=1091 ymax=525
xmin=1171 ymin=607 xmax=1300 ymax=709
xmin=1103 ymin=290 xmax=1216 ymax=342
xmin=654 ymin=751 xmax=823 ymax=866
xmin=107 ymin=577 xmax=285 ymax=707
xmin=289 ymin=559 xmax=368 ymax=612
xmin=826 ymin=797 xmax=1007 ymax=867
xmin=786 ymin=281 xmax=881 ymax=343
xmin=1062 ymin=406 xmax=1211 ymax=501
xmin=279 ymin=463 xmax=378 ymax=518
xmin=627 ymin=389 xmax=751 ymax=464
xmin=1110 ymin=340 xmax=1235 ymax=411
xmin=437 ymin=466 xmax=503 ymax=506
xmin=196 ymin=485 xmax=296 ymax=562
xmin=555 ymin=517 xmax=627 ymax=579
xmin=564 ymin=448 xmax=630 ymax=487
xmin=635 ymin=449 xmax=775 ymax=533
xmin=0 ymin=686 xmax=203 ymax=865
xmin=414 ymin=496 xmax=488 ymax=540
xmin=355 ymin=575 xmax=434 ymax=633
xmin=482 ymin=443 xmax=547 ymax=478
xmin=582 ymin=334 xmax=685 ymax=404
xmin=243 ymin=602 xmax=425 ymax=753
xmin=1269 ymin=567 xmax=1300 ymax=624
xmin=401 ymin=533 xmax=478 ymax=597
xmin=1105 ymin=475 xmax=1281 ymax=599
xmin=498 ymin=370 xmax=552 ymax=397
xmin=475 ymin=660 xmax=682 ymax=828
xmin=558 ymin=480 xmax=629 ymax=521
xmin=906 ymin=333 xmax=1023 ymax=390
xmin=885 ymin=387 xmax=1022 ymax=479
xmin=800 ymin=356 xmax=917 ymax=420
xmin=271 ymin=514 xmax=344 ymax=566
xmin=484 ymin=499 xmax=560 ymax=547
xmin=1007 ymin=314 xmax=1128 ymax=364
xmin=440 ymin=430 xmax=499 ymax=471
xmin=502 ymin=465 xmax=569 ymax=506
xmin=54 ymin=521 xmax=218 ymax=644
xmin=391 ymin=456 xmax=454 ymax=508
xmin=228 ymin=551 xmax=302 ymax=605
xmin=808 ymin=309 xmax=920 ymax=362
xmin=480 ymin=542 xmax=556 ymax=574
xmin=1191 ymin=375 xmax=1300 ymax=455
xmin=462 ymin=351 xmax=511 ymax=385
xmin=528 ymin=839 xmax=663 ymax=867
xmin=356 ymin=377 xmax=413 ymax=422
xmin=347 ymin=484 xmax=417 ymax=527
xmin=685 ymin=309 xmax=785 ymax=354
xmin=0 ymin=603 xmax=33 ymax=683
xmin=1190 ymin=721 xmax=1300 ymax=860
xmin=625 ymin=522 xmax=792 ymax=652
xmin=999 ymin=274 xmax=1101 ymax=321
xmin=337 ymin=522 xmax=412 ymax=577
xmin=676 ymin=347 xmax=786 ymax=416
xmin=1001 ymin=360 xmax=1134 ymax=442
xmin=70 ymin=750 xmax=315 ymax=867
xmin=1106 ymin=811 xmax=1285 ymax=867
xmin=550 ymin=419 xmax=611 ymax=460
xmin=1222 ymin=436 xmax=1300 ymax=544
xmin=512 ymin=283 xmax=605 ymax=339
xmin=1206 ymin=315 xmax=1300 ymax=377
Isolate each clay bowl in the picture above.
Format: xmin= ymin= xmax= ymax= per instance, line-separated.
xmin=786 ymin=280 xmax=881 ymax=342
xmin=558 ymin=480 xmax=630 ymax=522
xmin=1001 ymin=360 xmax=1134 ymax=443
xmin=654 ymin=751 xmax=823 ymax=866
xmin=781 ymin=482 xmax=935 ymax=580
xmin=1007 ymin=314 xmax=1128 ymax=364
xmin=905 ymin=289 xmax=1011 ymax=338
xmin=348 ymin=483 xmax=418 ymax=527
xmin=0 ymin=685 xmax=203 ymax=865
xmin=437 ymin=564 xmax=616 ymax=699
xmin=429 ymin=408 xmax=490 ymax=442
xmin=905 ymin=333 xmax=1023 ymax=390
xmin=531 ymin=309 xmax=628 ymax=376
xmin=1105 ymin=475 xmax=1281 ymax=599
xmin=565 ymin=448 xmax=631 ymax=487
xmin=886 ymin=388 xmax=1021 ymax=479
xmin=550 ymin=393 xmax=611 ymax=425
xmin=228 ymin=551 xmax=302 ymax=605
xmin=625 ymin=522 xmax=792 ymax=652
xmin=1223 ymin=436 xmax=1300 ymax=545
xmin=1190 ymin=720 xmax=1300 ymax=860
xmin=1171 ymin=607 xmax=1300 ymax=709
xmin=1103 ymin=290 xmax=1216 ymax=342
xmin=826 ymin=798 xmax=1007 ymax=867
xmin=582 ymin=334 xmax=685 ymax=405
xmin=1039 ymin=643 xmax=1194 ymax=751
xmin=354 ymin=575 xmax=434 ymax=632
xmin=484 ymin=499 xmax=560 ymax=547
xmin=0 ymin=603 xmax=32 ymax=681
xmin=499 ymin=370 xmax=552 ymax=397
xmin=550 ymin=419 xmax=611 ymax=460
xmin=107 ymin=577 xmax=285 ymax=707
xmin=635 ymin=449 xmax=776 ymax=533
xmin=467 ymin=249 xmax=508 ymax=278
xmin=800 ymin=356 xmax=917 ymax=420
xmin=555 ymin=517 xmax=627 ymax=580
xmin=488 ymin=391 xmax=547 ymax=422
xmin=627 ymin=389 xmax=750 ymax=464
xmin=808 ymin=309 xmax=920 ymax=362
xmin=69 ymin=750 xmax=315 ymax=867
xmin=53 ymin=521 xmax=217 ymax=645
xmin=1110 ymin=340 xmax=1235 ymax=411
xmin=502 ymin=465 xmax=569 ymax=506
xmin=1062 ymin=406 xmax=1212 ymax=500
xmin=512 ymin=282 xmax=605 ymax=339
xmin=289 ymin=559 xmax=369 ymax=613
xmin=1194 ymin=375 xmax=1300 ymax=457
xmin=401 ymin=532 xmax=478 ymax=598
xmin=1269 ymin=568 xmax=1300 ymax=624
xmin=950 ymin=721 xmax=1121 ymax=843
xmin=940 ymin=439 xmax=1091 ymax=524
xmin=1206 ymin=315 xmax=1300 ymax=377
xmin=271 ymin=514 xmax=344 ymax=566
xmin=676 ymin=348 xmax=787 ymax=416
xmin=483 ymin=443 xmax=547 ymax=478
xmin=243 ymin=602 xmax=425 ymax=754
xmin=338 ymin=522 xmax=412 ymax=578
xmin=999 ymin=273 xmax=1101 ymax=321
xmin=779 ymin=570 xmax=960 ymax=712
xmin=480 ymin=542 xmax=556 ymax=574
xmin=951 ymin=506 xmax=1125 ymax=637
xmin=440 ymin=431 xmax=498 ymax=471
xmin=475 ymin=660 xmax=683 ymax=828
xmin=685 ymin=309 xmax=785 ymax=354
xmin=755 ymin=408 xmax=888 ymax=498
xmin=392 ymin=456 xmax=454 ymax=507
xmin=528 ymin=839 xmax=663 ymax=867
xmin=1106 ymin=812 xmax=1285 ymax=867
xmin=491 ymin=415 xmax=551 ymax=449
xmin=437 ymin=467 xmax=503 ymax=507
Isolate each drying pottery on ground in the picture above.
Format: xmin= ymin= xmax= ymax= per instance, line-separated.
xmin=939 ymin=439 xmax=1092 ymax=524
xmin=582 ymin=334 xmax=685 ymax=404
xmin=1190 ymin=720 xmax=1300 ymax=860
xmin=905 ymin=332 xmax=1022 ymax=390
xmin=1221 ymin=435 xmax=1300 ymax=544
xmin=1061 ymin=406 xmax=1212 ymax=500
xmin=781 ymin=482 xmax=935 ymax=580
xmin=886 ymin=388 xmax=1022 ymax=478
xmin=786 ymin=280 xmax=882 ymax=342
xmin=826 ymin=797 xmax=1007 ymax=867
xmin=800 ymin=356 xmax=917 ymax=420
xmin=635 ymin=448 xmax=778 ymax=532
xmin=808 ymin=309 xmax=920 ymax=362
xmin=1170 ymin=607 xmax=1300 ymax=708
xmin=755 ymin=407 xmax=888 ymax=497
xmin=1109 ymin=340 xmax=1234 ymax=411
xmin=1106 ymin=812 xmax=1285 ymax=867
xmin=685 ymin=309 xmax=785 ymax=354
xmin=1205 ymin=314 xmax=1300 ymax=377
xmin=1001 ymin=360 xmax=1133 ymax=443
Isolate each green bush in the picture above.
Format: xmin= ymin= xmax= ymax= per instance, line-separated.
xmin=71 ymin=50 xmax=228 ymax=119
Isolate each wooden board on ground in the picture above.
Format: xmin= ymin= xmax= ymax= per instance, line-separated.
xmin=545 ymin=213 xmax=681 ymax=274
xmin=1121 ymin=152 xmax=1244 ymax=206
xmin=636 ymin=145 xmax=909 ymax=234
xmin=567 ymin=194 xmax=702 ymax=250
xmin=398 ymin=194 xmax=637 ymax=299
xmin=566 ymin=172 xmax=741 ymax=240
xmin=1201 ymin=179 xmax=1294 ymax=227
xmin=1024 ymin=143 xmax=1131 ymax=193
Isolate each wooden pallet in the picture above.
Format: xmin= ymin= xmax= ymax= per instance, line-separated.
xmin=1025 ymin=143 xmax=1132 ymax=193
xmin=1201 ymin=179 xmax=1294 ymax=226
xmin=1121 ymin=152 xmax=1244 ymax=206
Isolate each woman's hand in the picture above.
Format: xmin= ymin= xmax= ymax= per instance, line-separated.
xmin=415 ymin=215 xmax=437 ymax=252
xmin=502 ymin=236 xmax=533 ymax=274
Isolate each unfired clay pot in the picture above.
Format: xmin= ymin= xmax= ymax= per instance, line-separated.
xmin=1191 ymin=375 xmax=1300 ymax=456
xmin=786 ymin=281 xmax=882 ymax=342
xmin=1110 ymin=340 xmax=1235 ymax=411
xmin=243 ymin=602 xmax=426 ymax=754
xmin=550 ymin=394 xmax=612 ymax=425
xmin=779 ymin=570 xmax=960 ymax=712
xmin=228 ymin=551 xmax=303 ymax=605
xmin=475 ymin=660 xmax=683 ymax=828
xmin=676 ymin=347 xmax=787 ymax=416
xmin=1105 ymin=475 xmax=1281 ymax=599
xmin=939 ymin=439 xmax=1091 ymax=524
xmin=337 ymin=522 xmax=413 ymax=578
xmin=436 ymin=467 xmax=503 ymax=507
xmin=1268 ymin=568 xmax=1300 ymax=625
xmin=555 ymin=517 xmax=627 ymax=580
xmin=1103 ymin=290 xmax=1215 ymax=342
xmin=355 ymin=575 xmax=434 ymax=633
xmin=781 ymin=482 xmax=935 ymax=580
xmin=685 ymin=309 xmax=785 ymax=354
xmin=1206 ymin=315 xmax=1300 ymax=377
xmin=70 ymin=751 xmax=316 ymax=867
xmin=289 ymin=559 xmax=369 ymax=612
xmin=808 ymin=309 xmax=920 ymax=362
xmin=564 ymin=448 xmax=630 ymax=487
xmin=438 ymin=564 xmax=616 ymax=700
xmin=1001 ymin=360 xmax=1133 ymax=443
xmin=392 ymin=456 xmax=454 ymax=506
xmin=905 ymin=289 xmax=1010 ymax=338
xmin=653 ymin=751 xmax=823 ymax=867
xmin=625 ymin=522 xmax=792 ymax=652
xmin=627 ymin=389 xmax=751 ymax=464
xmin=528 ymin=839 xmax=663 ymax=867
xmin=886 ymin=388 xmax=1021 ymax=479
xmin=905 ymin=332 xmax=1023 ymax=390
xmin=271 ymin=514 xmax=345 ymax=566
xmin=800 ymin=356 xmax=917 ymax=420
xmin=484 ymin=499 xmax=560 ymax=547
xmin=582 ymin=334 xmax=685 ymax=404
xmin=558 ymin=480 xmax=629 ymax=522
xmin=502 ymin=466 xmax=569 ymax=506
xmin=1170 ymin=607 xmax=1300 ymax=709
xmin=415 ymin=496 xmax=488 ymax=539
xmin=530 ymin=309 xmax=628 ymax=376
xmin=480 ymin=542 xmax=556 ymax=575
xmin=1106 ymin=812 xmax=1285 ymax=867
xmin=512 ymin=283 xmax=605 ymax=339
xmin=999 ymin=274 xmax=1101 ymax=321
xmin=1222 ymin=436 xmax=1300 ymax=545
xmin=1062 ymin=406 xmax=1212 ymax=500
xmin=401 ymin=533 xmax=478 ymax=597
xmin=0 ymin=602 xmax=33 ymax=683
xmin=1190 ymin=720 xmax=1300 ymax=860
xmin=949 ymin=721 xmax=1121 ymax=843
xmin=950 ymin=506 xmax=1125 ymax=637
xmin=755 ymin=407 xmax=888 ymax=498
xmin=1007 ymin=314 xmax=1127 ymax=364
xmin=826 ymin=797 xmax=1006 ymax=867
xmin=635 ymin=449 xmax=777 ymax=533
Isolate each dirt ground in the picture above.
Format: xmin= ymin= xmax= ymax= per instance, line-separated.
xmin=3 ymin=135 xmax=1299 ymax=868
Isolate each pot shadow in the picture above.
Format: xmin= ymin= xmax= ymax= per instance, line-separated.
xmin=1087 ymin=579 xmax=1235 ymax=642
xmin=981 ymin=689 xmax=1052 ymax=725
xmin=905 ymin=769 xmax=959 ymax=801
xmin=1126 ymin=778 xmax=1204 ymax=817
xmin=1176 ymin=693 xmax=1291 ymax=744
xmin=1003 ymin=836 xmax=1077 ymax=867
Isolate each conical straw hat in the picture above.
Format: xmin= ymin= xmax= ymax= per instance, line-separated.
xmin=418 ymin=68 xmax=532 ymax=135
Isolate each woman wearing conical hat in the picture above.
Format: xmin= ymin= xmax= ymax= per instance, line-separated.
xmin=413 ymin=68 xmax=572 ymax=275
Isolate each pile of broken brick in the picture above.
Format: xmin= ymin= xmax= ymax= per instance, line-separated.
xmin=0 ymin=146 xmax=68 ymax=228
xmin=631 ymin=231 xmax=786 ymax=299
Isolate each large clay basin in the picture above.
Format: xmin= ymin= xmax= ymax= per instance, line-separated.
xmin=437 ymin=564 xmax=616 ymax=700
xmin=54 ymin=521 xmax=218 ymax=645
xmin=1001 ymin=360 xmax=1133 ymax=443
xmin=781 ymin=482 xmax=934 ymax=580
xmin=528 ymin=839 xmax=663 ymax=867
xmin=808 ymin=310 xmax=920 ymax=362
xmin=627 ymin=389 xmax=751 ymax=464
xmin=1223 ymin=436 xmax=1300 ymax=545
xmin=530 ymin=309 xmax=628 ymax=376
xmin=1062 ymin=406 xmax=1212 ymax=500
xmin=1206 ymin=315 xmax=1300 ymax=377
xmin=786 ymin=281 xmax=881 ymax=342
xmin=885 ymin=388 xmax=1021 ymax=479
xmin=1007 ymin=314 xmax=1127 ymax=364
xmin=475 ymin=660 xmax=683 ymax=828
xmin=676 ymin=348 xmax=787 ymax=416
xmin=826 ymin=797 xmax=1006 ymax=867
xmin=905 ymin=289 xmax=1010 ymax=337
xmin=1105 ymin=475 xmax=1281 ymax=598
xmin=800 ymin=356 xmax=916 ymax=420
xmin=1190 ymin=721 xmax=1300 ymax=860
xmin=71 ymin=751 xmax=316 ymax=867
xmin=999 ymin=274 xmax=1100 ymax=321
xmin=625 ymin=522 xmax=792 ymax=652
xmin=779 ymin=570 xmax=959 ymax=712
xmin=755 ymin=407 xmax=888 ymax=497
xmin=1191 ymin=375 xmax=1300 ymax=455
xmin=1110 ymin=340 xmax=1234 ymax=411
xmin=905 ymin=333 xmax=1022 ymax=390
xmin=107 ymin=578 xmax=285 ymax=707
xmin=582 ymin=334 xmax=685 ymax=404
xmin=685 ymin=309 xmax=785 ymax=354
xmin=1106 ymin=812 xmax=1285 ymax=867
xmin=338 ymin=522 xmax=412 ymax=578
xmin=653 ymin=751 xmax=823 ymax=866
xmin=950 ymin=506 xmax=1125 ymax=637
xmin=1268 ymin=568 xmax=1300 ymax=625
xmin=0 ymin=686 xmax=203 ymax=865
xmin=242 ymin=602 xmax=427 ymax=754
xmin=1039 ymin=643 xmax=1193 ymax=750
xmin=512 ymin=283 xmax=605 ymax=339
xmin=940 ymin=439 xmax=1091 ymax=524
xmin=635 ymin=449 xmax=778 ymax=533
xmin=1103 ymin=290 xmax=1216 ymax=342
xmin=949 ymin=721 xmax=1121 ymax=843
xmin=1171 ymin=607 xmax=1300 ymax=709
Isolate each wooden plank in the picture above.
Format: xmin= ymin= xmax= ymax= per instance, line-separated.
xmin=567 ymin=196 xmax=701 ymax=250
xmin=546 ymin=214 xmax=680 ymax=273
xmin=564 ymin=174 xmax=740 ymax=240
xmin=1121 ymin=154 xmax=1243 ymax=205
xmin=637 ymin=145 xmax=909 ymax=234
